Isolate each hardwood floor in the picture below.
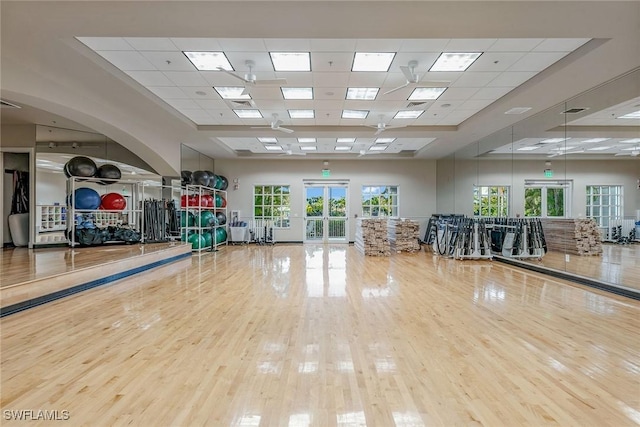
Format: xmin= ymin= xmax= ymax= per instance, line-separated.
xmin=1 ymin=244 xmax=639 ymax=426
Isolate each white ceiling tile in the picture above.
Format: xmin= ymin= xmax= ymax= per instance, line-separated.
xmin=213 ymin=111 xmax=244 ymax=125
xmin=355 ymin=39 xmax=403 ymax=52
xmin=459 ymin=99 xmax=494 ymax=110
xmin=310 ymin=39 xmax=357 ymax=52
xmin=125 ymin=71 xmax=174 ymax=86
xmin=218 ymin=39 xmax=267 ymax=52
xmin=195 ymin=100 xmax=228 ymax=109
xmin=77 ymin=37 xmax=133 ymax=51
xmin=399 ymin=39 xmax=449 ymax=52
xmin=347 ymin=72 xmax=387 ymax=87
xmin=420 ymin=71 xmax=463 ymax=85
xmin=139 ymin=51 xmax=195 ymax=71
xmin=163 ymin=71 xmax=209 ymax=86
xmin=181 ymin=87 xmax=220 ymax=100
xmin=311 ymin=52 xmax=353 ymax=72
xmin=284 ymin=100 xmax=316 ymax=109
xmin=247 ymin=87 xmax=282 ymax=100
xmin=472 ymin=86 xmax=513 ymax=100
xmin=264 ymin=39 xmax=311 ymax=51
xmin=254 ymin=100 xmax=287 ymax=110
xmin=200 ymin=71 xmax=246 ymax=86
xmin=146 ymin=86 xmax=190 ymax=99
xmin=534 ymin=38 xmax=590 ymax=52
xmin=179 ymin=109 xmax=215 ymax=122
xmin=314 ymin=72 xmax=351 ymax=87
xmin=307 ymin=100 xmax=343 ymax=111
xmin=508 ymin=52 xmax=568 ymax=72
xmin=170 ymin=38 xmax=224 ymax=51
xmin=390 ymin=53 xmax=441 ymax=71
xmin=124 ymin=38 xmax=177 ymax=51
xmin=97 ymin=51 xmax=156 ymax=71
xmin=164 ymin=99 xmax=201 ymax=109
xmin=467 ymin=52 xmax=525 ymax=72
xmin=437 ymin=87 xmax=479 ymax=101
xmin=376 ymin=100 xmax=416 ymax=110
xmin=487 ymin=39 xmax=544 ymax=52
xmin=445 ymin=39 xmax=497 ymax=52
xmin=488 ymin=71 xmax=536 ymax=87
xmin=274 ymin=72 xmax=314 ymax=86
xmin=314 ymin=88 xmax=346 ymax=100
xmin=451 ymin=72 xmax=501 ymax=87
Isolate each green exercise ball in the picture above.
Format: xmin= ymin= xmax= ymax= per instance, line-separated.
xmin=202 ymin=231 xmax=213 ymax=248
xmin=198 ymin=210 xmax=216 ymax=227
xmin=215 ymin=227 xmax=227 ymax=244
xmin=181 ymin=229 xmax=195 ymax=242
xmin=187 ymin=233 xmax=206 ymax=250
xmin=180 ymin=211 xmax=195 ymax=228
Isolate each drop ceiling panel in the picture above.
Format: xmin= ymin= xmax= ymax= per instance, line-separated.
xmin=311 ymin=52 xmax=354 ymax=71
xmin=310 ymin=39 xmax=357 ymax=52
xmin=124 ymin=37 xmax=177 ymax=51
xmin=399 ymin=39 xmax=449 ymax=52
xmin=438 ymin=87 xmax=480 ymax=101
xmin=347 ymin=72 xmax=388 ymax=86
xmin=182 ymin=87 xmax=220 ymax=99
xmin=77 ymin=37 xmax=132 ymax=51
xmin=139 ymin=51 xmax=195 ymax=71
xmin=468 ymin=52 xmax=525 ymax=72
xmin=276 ymin=72 xmax=315 ymax=86
xmin=487 ymin=71 xmax=537 ymax=87
xmin=264 ymin=39 xmax=312 ymax=51
xmin=508 ymin=52 xmax=569 ymax=72
xmin=452 ymin=72 xmax=501 ymax=87
xmin=125 ymin=71 xmax=174 ymax=86
xmin=218 ymin=39 xmax=267 ymax=52
xmin=147 ymin=86 xmax=190 ymax=99
xmin=169 ymin=38 xmax=224 ymax=51
xmin=488 ymin=39 xmax=544 ymax=52
xmin=163 ymin=71 xmax=210 ymax=86
xmin=313 ymin=72 xmax=351 ymax=87
xmin=195 ymin=100 xmax=228 ymax=110
xmin=472 ymin=86 xmax=514 ymax=100
xmin=315 ymin=88 xmax=347 ymax=100
xmin=225 ymin=52 xmax=275 ymax=72
xmin=534 ymin=38 xmax=589 ymax=52
xmin=445 ymin=39 xmax=497 ymax=51
xmin=97 ymin=51 xmax=156 ymax=71
xmin=355 ymin=39 xmax=403 ymax=52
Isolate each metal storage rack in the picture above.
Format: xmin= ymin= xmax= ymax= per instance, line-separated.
xmin=181 ymin=184 xmax=227 ymax=252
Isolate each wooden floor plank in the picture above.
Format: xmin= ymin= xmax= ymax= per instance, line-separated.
xmin=1 ymin=244 xmax=639 ymax=426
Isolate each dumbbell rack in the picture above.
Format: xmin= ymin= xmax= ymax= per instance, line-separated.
xmin=66 ymin=176 xmax=143 ymax=247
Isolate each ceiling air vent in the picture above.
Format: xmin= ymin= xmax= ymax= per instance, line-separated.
xmin=227 ymin=100 xmax=255 ymax=108
xmin=0 ymin=99 xmax=21 ymax=108
xmin=562 ymin=108 xmax=588 ymax=114
xmin=235 ymin=150 xmax=253 ymax=157
xmin=399 ymin=150 xmax=416 ymax=156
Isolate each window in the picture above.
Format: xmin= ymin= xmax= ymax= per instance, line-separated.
xmin=524 ymin=180 xmax=572 ymax=218
xmin=254 ymin=185 xmax=290 ymax=227
xmin=362 ymin=186 xmax=398 ymax=217
xmin=586 ymin=185 xmax=623 ymax=227
xmin=473 ymin=186 xmax=509 ymax=217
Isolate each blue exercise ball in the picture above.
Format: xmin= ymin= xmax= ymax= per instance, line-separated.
xmin=73 ymin=187 xmax=101 ymax=210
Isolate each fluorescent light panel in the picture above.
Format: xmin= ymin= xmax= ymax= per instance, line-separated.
xmin=258 ymin=137 xmax=278 ymax=143
xmin=408 ymin=87 xmax=447 ymax=101
xmin=346 ymin=88 xmax=379 ymax=100
xmin=430 ymin=52 xmax=482 ymax=72
xmin=618 ymin=110 xmax=640 ymax=119
xmin=288 ymin=109 xmax=314 ymax=119
xmin=581 ymin=138 xmax=610 ymax=143
xmin=394 ymin=110 xmax=423 ymax=119
xmin=298 ymin=138 xmax=316 ymax=143
xmin=342 ymin=110 xmax=369 ymax=119
xmin=334 ymin=146 xmax=351 ymax=151
xmin=214 ymin=86 xmax=251 ymax=100
xmin=183 ymin=51 xmax=232 ymax=71
xmin=337 ymin=138 xmax=356 ymax=143
xmin=375 ymin=138 xmax=396 ymax=143
xmin=504 ymin=107 xmax=532 ymax=115
xmin=270 ymin=52 xmax=311 ymax=71
xmin=352 ymin=52 xmax=396 ymax=72
xmin=300 ymin=146 xmax=317 ymax=151
xmin=234 ymin=109 xmax=262 ymax=118
xmin=540 ymin=138 xmax=570 ymax=143
xmin=587 ymin=146 xmax=612 ymax=151
xmin=620 ymin=138 xmax=640 ymax=143
xmin=281 ymin=87 xmax=313 ymax=100
xmin=264 ymin=145 xmax=283 ymax=151
xmin=369 ymin=145 xmax=387 ymax=151
xmin=517 ymin=146 xmax=540 ymax=151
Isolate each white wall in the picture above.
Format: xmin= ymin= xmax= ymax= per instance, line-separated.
xmin=35 ymin=170 xmax=68 ymax=206
xmin=447 ymin=159 xmax=640 ymax=218
xmin=215 ymin=159 xmax=437 ymax=242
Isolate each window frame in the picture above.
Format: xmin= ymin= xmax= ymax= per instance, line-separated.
xmin=253 ymin=184 xmax=291 ymax=228
xmin=473 ymin=185 xmax=510 ymax=217
xmin=361 ymin=185 xmax=399 ymax=218
xmin=585 ymin=184 xmax=623 ymax=228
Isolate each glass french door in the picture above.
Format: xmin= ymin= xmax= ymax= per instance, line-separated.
xmin=304 ymin=183 xmax=348 ymax=243
xmin=524 ymin=181 xmax=572 ymax=218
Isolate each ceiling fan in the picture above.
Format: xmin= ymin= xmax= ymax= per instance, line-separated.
xmin=279 ymin=144 xmax=306 ymax=156
xmin=217 ymin=60 xmax=287 ymax=96
xmin=251 ymin=113 xmax=294 ymax=134
xmin=366 ymin=115 xmax=406 ymax=135
xmin=383 ymin=60 xmax=450 ymax=95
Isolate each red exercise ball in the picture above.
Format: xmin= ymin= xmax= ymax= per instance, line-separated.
xmin=101 ymin=192 xmax=126 ymax=210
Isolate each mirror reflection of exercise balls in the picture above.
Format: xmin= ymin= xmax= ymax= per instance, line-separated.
xmin=180 ymin=211 xmax=195 ymax=228
xmin=96 ymin=164 xmax=122 ymax=185
xmin=215 ymin=227 xmax=227 ymax=244
xmin=215 ymin=211 xmax=227 ymax=225
xmin=198 ymin=210 xmax=217 ymax=227
xmin=204 ymin=171 xmax=215 ymax=188
xmin=72 ymin=187 xmax=102 ymax=210
xmin=181 ymin=170 xmax=192 ymax=186
xmin=202 ymin=231 xmax=213 ymax=248
xmin=64 ymin=156 xmax=98 ymax=179
xmin=188 ymin=233 xmax=206 ymax=249
xmin=100 ymin=193 xmax=126 ymax=210
xmin=219 ymin=176 xmax=229 ymax=190
xmin=192 ymin=170 xmax=209 ymax=187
